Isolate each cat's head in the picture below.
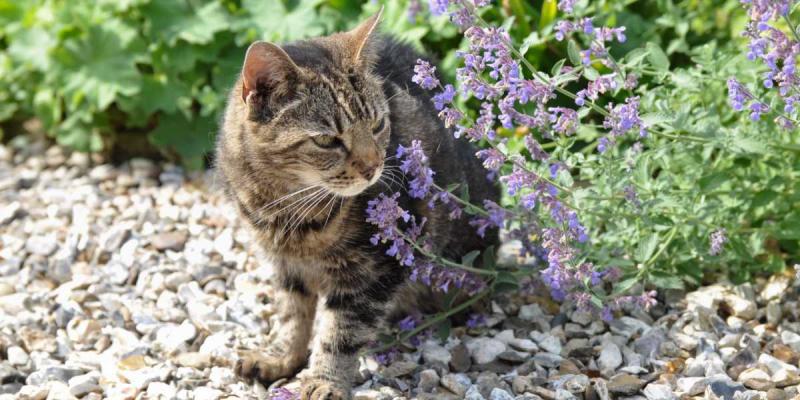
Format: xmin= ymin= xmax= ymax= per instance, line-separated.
xmin=232 ymin=11 xmax=389 ymax=197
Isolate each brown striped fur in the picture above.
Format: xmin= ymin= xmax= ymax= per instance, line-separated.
xmin=216 ymin=12 xmax=499 ymax=400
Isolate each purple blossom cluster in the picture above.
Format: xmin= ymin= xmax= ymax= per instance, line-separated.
xmin=405 ymin=0 xmax=650 ymax=310
xmin=709 ymin=228 xmax=728 ymax=256
xmin=732 ymin=0 xmax=799 ymax=127
xmin=397 ymin=140 xmax=435 ymax=198
xmin=366 ymin=143 xmax=485 ymax=296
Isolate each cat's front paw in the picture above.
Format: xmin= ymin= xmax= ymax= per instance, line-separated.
xmin=235 ymin=351 xmax=298 ymax=385
xmin=299 ymin=378 xmax=350 ymax=400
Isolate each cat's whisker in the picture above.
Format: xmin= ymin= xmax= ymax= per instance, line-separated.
xmin=284 ymin=190 xmax=331 ymax=240
xmin=279 ymin=188 xmax=327 ymax=231
xmin=264 ymin=187 xmax=325 ymax=228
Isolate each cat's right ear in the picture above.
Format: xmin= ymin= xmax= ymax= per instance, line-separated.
xmin=241 ymin=41 xmax=300 ymax=104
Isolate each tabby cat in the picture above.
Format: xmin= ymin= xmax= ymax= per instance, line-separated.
xmin=215 ymin=11 xmax=499 ymax=400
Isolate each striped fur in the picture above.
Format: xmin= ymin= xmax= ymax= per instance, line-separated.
xmin=216 ymin=15 xmax=499 ymax=400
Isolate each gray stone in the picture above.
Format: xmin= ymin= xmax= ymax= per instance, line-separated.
xmin=151 ymin=230 xmax=188 ymax=252
xmin=0 ymin=202 xmax=22 ymax=225
xmin=382 ymin=361 xmax=417 ymax=378
xmin=26 ymin=366 xmax=84 ymax=385
xmin=466 ymin=385 xmax=487 ymax=400
xmin=598 ymin=342 xmax=623 ymax=373
xmin=497 ymin=350 xmax=527 ymax=363
xmin=781 ymin=330 xmax=800 ymax=352
xmin=676 ymin=377 xmax=707 ymax=396
xmin=533 ymin=352 xmax=562 ymax=368
xmin=450 ymin=343 xmax=472 ymax=372
xmin=766 ymin=302 xmax=782 ymax=325
xmin=490 ymin=388 xmax=515 ymax=400
xmin=642 ymin=383 xmax=676 ymax=400
xmin=7 ymin=346 xmax=29 ymax=366
xmin=508 ymin=338 xmax=538 ymax=353
xmin=468 ymin=338 xmax=507 ymax=365
xmin=418 ymin=369 xmax=439 ymax=393
xmin=422 ymin=342 xmax=451 ymax=368
xmin=441 ymin=373 xmax=471 ymax=397
xmin=532 ymin=333 xmax=562 ymax=355
xmin=607 ymin=374 xmax=644 ymax=396
xmin=563 ymin=374 xmax=589 ymax=394
xmin=518 ymin=304 xmax=545 ymax=321
xmin=68 ymin=373 xmax=100 ymax=397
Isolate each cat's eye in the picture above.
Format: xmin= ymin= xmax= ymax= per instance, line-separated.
xmin=311 ymin=135 xmax=341 ymax=149
xmin=372 ymin=118 xmax=386 ymax=135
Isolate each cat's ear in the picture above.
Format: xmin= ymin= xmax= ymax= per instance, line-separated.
xmin=345 ymin=8 xmax=383 ymax=67
xmin=241 ymin=41 xmax=300 ymax=103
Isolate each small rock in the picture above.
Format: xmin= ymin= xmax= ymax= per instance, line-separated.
xmin=508 ymin=338 xmax=538 ymax=353
xmin=0 ymin=202 xmax=22 ymax=225
xmin=382 ymin=361 xmax=417 ymax=379
xmin=7 ymin=346 xmax=29 ymax=366
xmin=467 ymin=338 xmax=506 ymax=365
xmin=441 ymin=373 xmax=471 ymax=397
xmin=449 ymin=343 xmax=472 ymax=372
xmin=607 ymin=374 xmax=644 ymax=396
xmin=193 ymin=387 xmax=223 ymax=400
xmin=761 ymin=276 xmax=790 ymax=302
xmin=466 ymin=385 xmax=487 ymax=400
xmin=766 ymin=388 xmax=787 ymax=400
xmin=68 ymin=373 xmax=100 ymax=397
xmin=677 ymin=377 xmax=707 ymax=396
xmin=598 ymin=342 xmax=623 ymax=374
xmin=532 ymin=333 xmax=562 ymax=355
xmin=643 ymin=383 xmax=676 ymax=400
xmin=707 ymin=378 xmax=746 ymax=400
xmin=151 ymin=231 xmax=188 ymax=252
xmin=422 ymin=342 xmax=451 ymax=368
xmin=780 ymin=330 xmax=800 ymax=352
xmin=490 ymin=388 xmax=515 ymax=400
xmin=497 ymin=351 xmax=527 ymax=363
xmin=563 ymin=375 xmax=589 ymax=394
xmin=25 ymin=235 xmax=57 ymax=257
xmin=766 ymin=302 xmax=782 ymax=325
xmin=173 ymin=352 xmax=212 ymax=369
xmin=418 ymin=369 xmax=439 ymax=393
xmin=147 ymin=382 xmax=178 ymax=399
xmin=518 ymin=304 xmax=545 ymax=321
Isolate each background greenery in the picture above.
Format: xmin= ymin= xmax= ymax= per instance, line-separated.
xmin=0 ymin=0 xmax=744 ymax=168
xmin=1 ymin=0 xmax=797 ymax=286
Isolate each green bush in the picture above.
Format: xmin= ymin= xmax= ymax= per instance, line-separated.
xmin=0 ymin=0 xmax=745 ymax=168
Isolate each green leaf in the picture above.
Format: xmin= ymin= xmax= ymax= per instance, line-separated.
xmin=237 ymin=0 xmax=325 ymax=43
xmin=519 ymin=32 xmax=542 ymax=56
xmin=436 ymin=319 xmax=452 ymax=341
xmin=731 ymin=136 xmax=769 ymax=155
xmin=7 ymin=27 xmax=54 ymax=70
xmin=567 ymin=40 xmax=582 ymax=66
xmin=493 ymin=271 xmax=519 ymax=293
xmin=648 ymin=272 xmax=684 ymax=290
xmin=482 ymin=245 xmax=496 ymax=269
xmin=646 ymin=42 xmax=670 ymax=72
xmin=461 ymin=250 xmax=480 ymax=267
xmin=612 ymin=276 xmax=639 ymax=296
xmin=142 ymin=1 xmax=230 ymax=46
xmin=539 ymin=0 xmax=557 ymax=31
xmin=635 ymin=233 xmax=659 ymax=263
xmin=59 ymin=23 xmax=142 ymax=110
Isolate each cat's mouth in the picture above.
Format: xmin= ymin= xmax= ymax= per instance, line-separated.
xmin=325 ymin=165 xmax=384 ymax=197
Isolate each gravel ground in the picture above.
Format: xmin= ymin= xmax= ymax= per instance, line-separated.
xmin=1 ymin=139 xmax=800 ymax=400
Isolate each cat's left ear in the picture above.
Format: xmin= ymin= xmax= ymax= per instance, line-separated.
xmin=345 ymin=7 xmax=383 ymax=68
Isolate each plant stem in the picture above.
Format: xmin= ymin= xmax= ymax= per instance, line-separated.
xmin=366 ymin=288 xmax=491 ymax=355
xmin=397 ymin=227 xmax=498 ymax=277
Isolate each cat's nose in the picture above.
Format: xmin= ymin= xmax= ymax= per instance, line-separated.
xmin=352 ymin=159 xmax=380 ymax=181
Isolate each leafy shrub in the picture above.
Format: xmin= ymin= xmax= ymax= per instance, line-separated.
xmin=361 ymin=0 xmax=799 ymax=351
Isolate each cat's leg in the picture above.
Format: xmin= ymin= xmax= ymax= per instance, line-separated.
xmin=236 ymin=271 xmax=316 ymax=384
xmin=300 ymin=271 xmax=403 ymax=400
